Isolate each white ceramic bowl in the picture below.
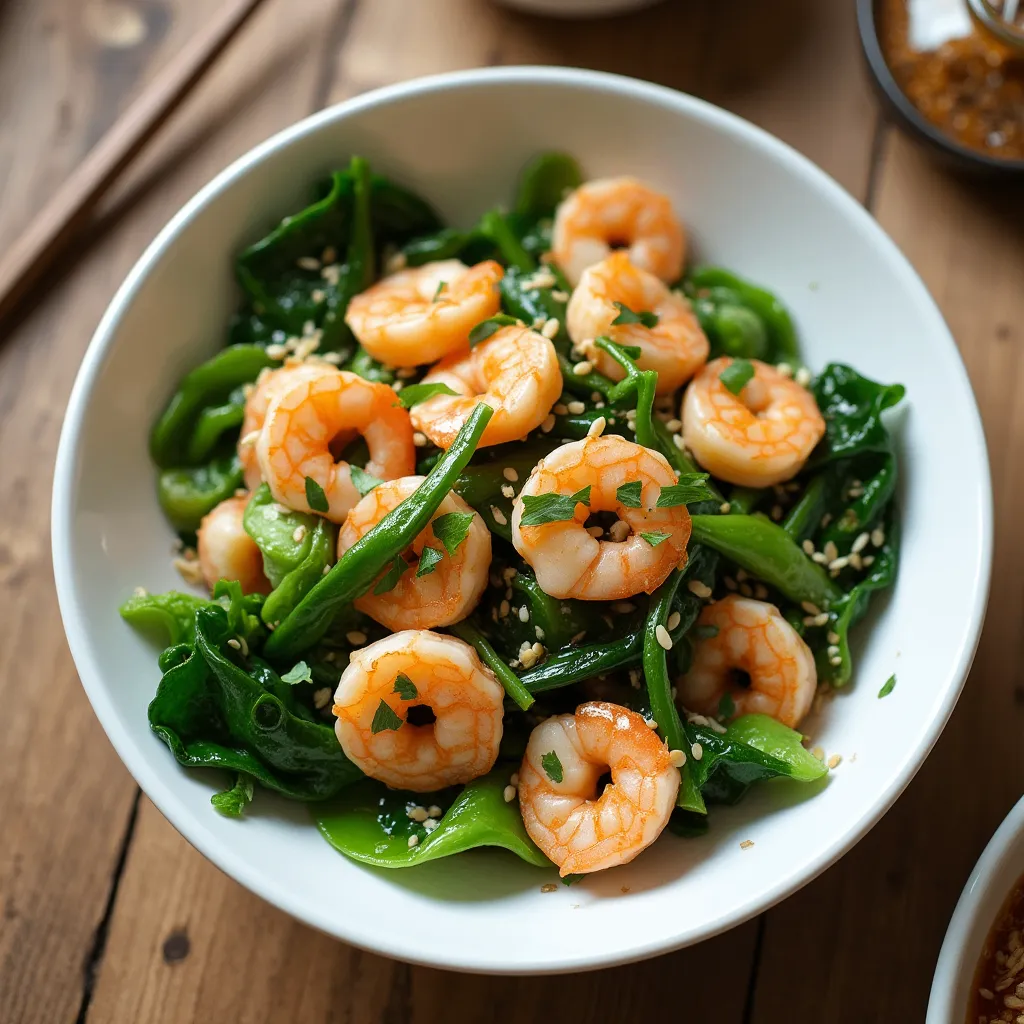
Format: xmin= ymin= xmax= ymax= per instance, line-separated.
xmin=53 ymin=67 xmax=992 ymax=973
xmin=928 ymin=797 xmax=1024 ymax=1022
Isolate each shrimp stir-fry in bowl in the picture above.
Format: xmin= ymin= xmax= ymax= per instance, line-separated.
xmin=122 ymin=150 xmax=905 ymax=886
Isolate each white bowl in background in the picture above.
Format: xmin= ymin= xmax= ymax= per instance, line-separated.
xmin=928 ymin=797 xmax=1024 ymax=1022
xmin=52 ymin=67 xmax=992 ymax=973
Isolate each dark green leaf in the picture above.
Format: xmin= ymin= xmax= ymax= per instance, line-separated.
xmin=641 ymin=531 xmax=671 ymax=547
xmin=305 ymin=476 xmax=329 ymax=513
xmin=520 ymin=486 xmax=591 ymax=527
xmin=469 ymin=314 xmax=520 ymax=347
xmin=719 ymin=358 xmax=755 ymax=395
xmin=416 ymin=545 xmax=443 ymax=577
xmin=349 ymin=465 xmax=383 ymax=496
xmin=397 ymin=382 xmax=459 ymax=408
xmin=431 ymin=511 xmax=476 ymax=556
xmin=611 ymin=301 xmax=659 ymax=328
xmin=281 ymin=661 xmax=313 ymax=685
xmin=514 ymin=152 xmax=583 ymax=221
xmin=371 ymin=699 xmax=403 ymax=734
xmin=656 ymin=474 xmax=714 ymax=507
xmin=812 ymin=363 xmax=906 ymax=463
xmin=616 ymin=481 xmax=643 ymax=508
xmin=373 ymin=556 xmax=409 ymax=595
xmin=878 ymin=674 xmax=897 ymax=698
xmin=541 ymin=750 xmax=563 ymax=783
xmin=393 ymin=674 xmax=418 ymax=700
xmin=561 ymin=873 xmax=585 ymax=887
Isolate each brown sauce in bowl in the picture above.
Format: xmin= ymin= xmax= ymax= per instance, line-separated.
xmin=968 ymin=873 xmax=1024 ymax=1023
xmin=881 ymin=0 xmax=1024 ymax=160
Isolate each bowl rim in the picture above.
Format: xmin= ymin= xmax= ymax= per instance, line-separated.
xmin=927 ymin=796 xmax=1024 ymax=1022
xmin=857 ymin=0 xmax=1024 ymax=175
xmin=52 ymin=64 xmax=994 ymax=972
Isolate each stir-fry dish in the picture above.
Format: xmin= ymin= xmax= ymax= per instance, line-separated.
xmin=122 ymin=154 xmax=905 ymax=879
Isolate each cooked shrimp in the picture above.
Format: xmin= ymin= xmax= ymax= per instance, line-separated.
xmin=338 ymin=477 xmax=491 ymax=631
xmin=511 ymin=435 xmax=690 ymax=601
xmin=345 ymin=259 xmax=504 ymax=367
xmin=682 ymin=357 xmax=826 ymax=488
xmin=566 ymin=252 xmax=708 ymax=394
xmin=518 ymin=701 xmax=680 ymax=876
xmin=678 ymin=595 xmax=816 ymax=729
xmin=238 ymin=361 xmax=340 ymax=491
xmin=332 ymin=630 xmax=504 ymax=791
xmin=195 ymin=495 xmax=269 ymax=595
xmin=410 ymin=324 xmax=561 ymax=450
xmin=255 ymin=370 xmax=415 ymax=523
xmin=551 ymin=177 xmax=685 ymax=287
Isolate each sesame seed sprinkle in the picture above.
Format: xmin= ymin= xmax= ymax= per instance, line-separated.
xmin=669 ymin=749 xmax=687 ymax=767
xmin=740 ymin=839 xmax=755 ymax=849
xmin=567 ymin=400 xmax=586 ymax=415
xmin=802 ymin=539 xmax=815 ymax=555
xmin=346 ymin=631 xmax=367 ymax=646
xmin=518 ymin=605 xmax=530 ymax=623
xmin=408 ymin=834 xmax=419 ymax=848
xmin=490 ymin=505 xmax=508 ymax=526
xmin=503 ymin=785 xmax=517 ymax=803
xmin=501 ymin=484 xmax=515 ymax=499
xmin=687 ymin=580 xmax=712 ymax=599
xmin=691 ymin=742 xmax=703 ymax=760
xmin=227 ymin=638 xmax=241 ymax=650
xmin=656 ymin=624 xmax=673 ymax=650
xmin=587 ymin=415 xmax=606 ymax=438
xmin=667 ymin=611 xmax=681 ymax=631
xmin=827 ymin=754 xmax=842 ymax=769
xmin=720 ymin=501 xmax=732 ymax=514
xmin=503 ymin=467 xmax=519 ymax=482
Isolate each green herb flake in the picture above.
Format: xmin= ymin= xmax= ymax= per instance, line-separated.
xmin=431 ymin=511 xmax=476 ymax=556
xmin=373 ymin=556 xmax=409 ymax=595
xmin=416 ymin=545 xmax=443 ymax=578
xmin=656 ymin=473 xmax=714 ymax=508
xmin=305 ymin=476 xmax=330 ymax=513
xmin=393 ymin=674 xmax=418 ymax=700
xmin=520 ymin=486 xmax=592 ymax=528
xmin=433 ymin=280 xmax=448 ymax=301
xmin=469 ymin=314 xmax=520 ymax=347
xmin=281 ymin=660 xmax=312 ymax=685
xmin=615 ymin=480 xmax=643 ymax=508
xmin=349 ymin=465 xmax=383 ymax=496
xmin=397 ymin=382 xmax=459 ymax=409
xmin=371 ymin=699 xmax=403 ymax=734
xmin=611 ymin=301 xmax=659 ymax=329
xmin=561 ymin=873 xmax=585 ymax=887
xmin=719 ymin=358 xmax=755 ymax=395
xmin=541 ymin=750 xmax=564 ymax=783
xmin=718 ymin=692 xmax=736 ymax=718
xmin=210 ymin=773 xmax=254 ymax=818
xmin=878 ymin=674 xmax=897 ymax=699
xmin=641 ymin=531 xmax=671 ymax=547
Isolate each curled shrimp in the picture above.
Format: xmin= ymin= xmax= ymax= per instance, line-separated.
xmin=551 ymin=177 xmax=685 ymax=287
xmin=518 ymin=701 xmax=680 ymax=876
xmin=345 ymin=259 xmax=504 ymax=367
xmin=195 ymin=495 xmax=269 ymax=594
xmin=566 ymin=252 xmax=708 ymax=394
xmin=255 ymin=370 xmax=415 ymax=524
xmin=238 ymin=361 xmax=339 ymax=491
xmin=338 ymin=477 xmax=491 ymax=631
xmin=332 ymin=630 xmax=504 ymax=791
xmin=677 ymin=595 xmax=816 ymax=729
xmin=682 ymin=357 xmax=826 ymax=488
xmin=410 ymin=324 xmax=561 ymax=450
xmin=511 ymin=435 xmax=690 ymax=601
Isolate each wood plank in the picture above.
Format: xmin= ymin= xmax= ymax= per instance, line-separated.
xmin=749 ymin=132 xmax=1024 ymax=1021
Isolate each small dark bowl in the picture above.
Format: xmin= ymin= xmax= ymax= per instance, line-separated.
xmin=857 ymin=0 xmax=1024 ymax=177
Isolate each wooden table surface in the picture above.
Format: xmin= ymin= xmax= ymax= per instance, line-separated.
xmin=2 ymin=1 xmax=1022 ymax=1020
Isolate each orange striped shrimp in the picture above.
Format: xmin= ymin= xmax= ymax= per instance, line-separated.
xmin=410 ymin=323 xmax=561 ymax=450
xmin=337 ymin=477 xmax=491 ymax=631
xmin=345 ymin=260 xmax=504 ymax=367
xmin=551 ymin=177 xmax=685 ymax=286
xmin=566 ymin=252 xmax=708 ymax=394
xmin=517 ymin=702 xmax=681 ymax=876
xmin=682 ymin=357 xmax=826 ymax=487
xmin=195 ymin=495 xmax=270 ymax=595
xmin=255 ymin=370 xmax=415 ymax=523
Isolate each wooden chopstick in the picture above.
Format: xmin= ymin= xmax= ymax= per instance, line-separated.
xmin=0 ymin=0 xmax=270 ymax=326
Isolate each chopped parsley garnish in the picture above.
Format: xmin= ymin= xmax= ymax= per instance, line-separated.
xmin=433 ymin=280 xmax=447 ymax=300
xmin=431 ymin=511 xmax=476 ymax=556
xmin=656 ymin=473 xmax=714 ymax=507
xmin=349 ymin=465 xmax=382 ymax=496
xmin=718 ymin=692 xmax=736 ymax=718
xmin=396 ymin=382 xmax=459 ymax=408
xmin=281 ymin=661 xmax=312 ymax=685
xmin=719 ymin=358 xmax=755 ymax=395
xmin=416 ymin=545 xmax=443 ymax=577
xmin=373 ymin=556 xmax=408 ymax=595
xmin=541 ymin=750 xmax=564 ymax=783
xmin=393 ymin=674 xmax=418 ymax=700
xmin=519 ymin=486 xmax=591 ymax=527
xmin=611 ymin=301 xmax=659 ymax=329
xmin=468 ymin=313 xmax=519 ymax=347
xmin=641 ymin=531 xmax=671 ymax=547
xmin=304 ymin=476 xmax=329 ymax=513
xmin=371 ymin=699 xmax=403 ymax=734
xmin=615 ymin=480 xmax=643 ymax=508
xmin=878 ymin=673 xmax=896 ymax=698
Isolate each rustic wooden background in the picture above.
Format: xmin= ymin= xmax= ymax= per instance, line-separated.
xmin=2 ymin=0 xmax=1021 ymax=1020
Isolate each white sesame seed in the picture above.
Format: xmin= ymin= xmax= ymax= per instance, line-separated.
xmin=313 ymin=687 xmax=332 ymax=709
xmin=823 ymin=541 xmax=839 ymax=562
xmin=666 ymin=418 xmax=682 ymax=432
xmin=667 ymin=611 xmax=681 ymax=632
xmin=871 ymin=527 xmax=886 ymax=547
xmin=827 ymin=754 xmax=842 ymax=769
xmin=586 ymin=525 xmax=604 ymax=538
xmin=503 ymin=467 xmax=519 ymax=482
xmin=669 ymin=749 xmax=687 ymax=767
xmin=346 ymin=630 xmax=367 ymax=646
xmin=802 ymin=539 xmax=815 ymax=555
xmin=848 ymin=552 xmax=863 ymax=571
xmin=503 ymin=785 xmax=517 ymax=803
xmin=132 ymin=585 xmax=148 ymax=598
xmin=612 ymin=601 xmax=637 ymax=614
xmin=227 ymin=638 xmax=241 ymax=650
xmin=518 ymin=605 xmax=530 ymax=623
xmin=827 ymin=645 xmax=840 ymax=656
xmin=567 ymin=400 xmax=586 ymax=415
xmin=554 ymin=403 xmax=569 ymax=415
xmin=740 ymin=839 xmax=755 ymax=849
xmin=828 ymin=556 xmax=849 ymax=572
xmin=408 ymin=834 xmax=419 ymax=848
xmin=297 ymin=256 xmax=320 ymax=271
xmin=608 ymin=520 xmax=631 ymax=542
xmin=656 ymin=624 xmax=673 ymax=650
xmin=509 ymin=775 xmax=519 ymax=788
xmin=827 ymin=630 xmax=840 ymax=644
xmin=391 ymin=380 xmax=403 ymax=392
xmin=552 ymin=289 xmax=569 ymax=302
xmin=719 ymin=501 xmax=731 ymax=514
xmin=672 ymin=433 xmax=687 ymax=451
xmin=501 ymin=484 xmax=515 ymax=499
xmin=292 ymin=525 xmax=306 ymax=544
xmin=587 ymin=415 xmax=606 ymax=438
xmin=771 ymin=504 xmax=784 ymax=521
xmin=801 ymin=601 xmax=821 ymax=615
xmin=541 ymin=414 xmax=555 ymax=433
xmin=829 ymin=655 xmax=842 ymax=666
xmin=687 ymin=580 xmax=712 ymax=599
xmin=813 ymin=612 xmax=830 ymax=627
xmin=821 ymin=513 xmax=833 ymax=528
xmin=691 ymin=742 xmax=703 ymax=760
xmin=535 ymin=626 xmax=545 ymax=640
xmin=795 ymin=367 xmax=812 ymax=387
xmin=645 ymin=717 xmax=658 ymax=729
xmin=519 ymin=646 xmax=539 ymax=668
xmin=407 ymin=805 xmax=428 ymax=822
xmin=490 ymin=505 xmax=508 ymax=527
xmin=851 ymin=532 xmax=870 ymax=554
xmin=776 ymin=363 xmax=793 ymax=378
xmin=423 ymin=818 xmax=439 ymax=833
xmin=542 ymin=318 xmax=560 ymax=340
xmin=499 ymin=600 xmax=510 ymax=617
xmin=322 ymin=565 xmax=331 ymax=575
xmin=812 ymin=552 xmax=829 ymax=564
xmin=862 ymin=555 xmax=875 ymax=567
